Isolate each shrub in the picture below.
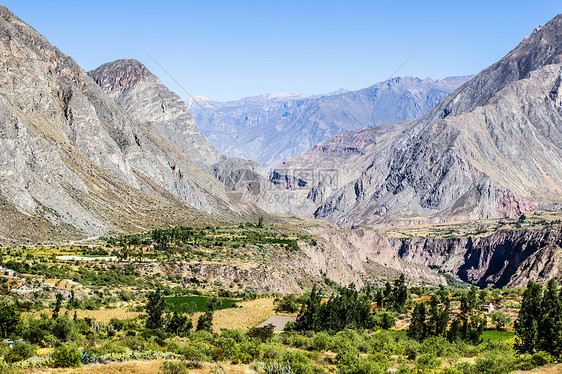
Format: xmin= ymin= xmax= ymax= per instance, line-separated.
xmin=161 ymin=360 xmax=190 ymax=374
xmin=264 ymin=361 xmax=296 ymax=374
xmin=474 ymin=352 xmax=515 ymax=374
xmin=531 ymin=351 xmax=552 ymax=367
xmin=307 ymin=332 xmax=333 ymax=351
xmin=5 ymin=342 xmax=36 ymax=363
xmin=52 ymin=344 xmax=81 ymax=368
xmin=275 ymin=295 xmax=300 ymax=313
xmin=373 ymin=311 xmax=396 ymax=329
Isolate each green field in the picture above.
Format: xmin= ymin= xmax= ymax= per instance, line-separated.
xmin=482 ymin=330 xmax=515 ymax=341
xmin=164 ymin=295 xmax=238 ymax=313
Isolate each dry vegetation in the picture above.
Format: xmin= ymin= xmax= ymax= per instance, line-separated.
xmin=380 ymin=210 xmax=562 ymax=239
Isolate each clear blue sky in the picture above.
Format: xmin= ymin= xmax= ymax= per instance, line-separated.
xmin=3 ymin=0 xmax=561 ymax=101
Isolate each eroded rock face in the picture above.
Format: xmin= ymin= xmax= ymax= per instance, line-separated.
xmin=0 ymin=6 xmax=262 ymax=241
xmin=395 ymin=225 xmax=562 ymax=288
xmin=274 ymin=14 xmax=562 ymax=227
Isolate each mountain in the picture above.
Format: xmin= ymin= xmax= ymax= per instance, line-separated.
xmin=273 ymin=14 xmax=562 ymax=227
xmin=0 ymin=5 xmax=261 ymax=243
xmin=187 ymin=76 xmax=472 ymax=170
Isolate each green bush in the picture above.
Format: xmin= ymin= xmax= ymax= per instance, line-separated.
xmin=307 ymin=332 xmax=333 ymax=351
xmin=52 ymin=344 xmax=81 ymax=368
xmin=531 ymin=351 xmax=552 ymax=367
xmin=373 ymin=311 xmax=396 ymax=329
xmin=416 ymin=353 xmax=441 ymax=371
xmin=5 ymin=342 xmax=36 ymax=363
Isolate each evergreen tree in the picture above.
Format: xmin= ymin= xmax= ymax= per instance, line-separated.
xmin=428 ymin=294 xmax=449 ymax=337
xmin=540 ymin=279 xmax=562 ymax=358
xmin=52 ymin=293 xmax=63 ymax=319
xmin=515 ymin=281 xmax=543 ymax=354
xmin=196 ymin=310 xmax=214 ymax=332
xmin=408 ymin=302 xmax=428 ymax=342
xmin=294 ymin=286 xmax=322 ymax=331
xmin=145 ymin=289 xmax=166 ymax=329
xmin=393 ymin=274 xmax=408 ymax=312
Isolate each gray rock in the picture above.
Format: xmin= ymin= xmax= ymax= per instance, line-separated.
xmin=275 ymin=14 xmax=562 ymax=227
xmin=188 ymin=76 xmax=471 ymax=170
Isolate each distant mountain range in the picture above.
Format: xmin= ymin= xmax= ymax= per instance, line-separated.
xmin=273 ymin=14 xmax=562 ymax=227
xmin=187 ymin=76 xmax=472 ymax=170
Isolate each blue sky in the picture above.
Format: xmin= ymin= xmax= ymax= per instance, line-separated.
xmin=3 ymin=1 xmax=561 ymax=101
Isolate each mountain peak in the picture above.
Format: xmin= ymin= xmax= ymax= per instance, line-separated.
xmin=89 ymin=59 xmax=153 ymax=95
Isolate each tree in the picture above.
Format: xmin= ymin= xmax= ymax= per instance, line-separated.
xmin=257 ymin=216 xmax=264 ymax=228
xmin=540 ymin=279 xmax=562 ymax=358
xmin=0 ymin=302 xmax=20 ymax=338
xmin=166 ymin=312 xmax=192 ymax=336
xmin=145 ymin=289 xmax=166 ymax=329
xmin=428 ymin=294 xmax=449 ymax=337
xmin=393 ymin=274 xmax=408 ymax=312
xmin=490 ymin=310 xmax=510 ymax=331
xmin=196 ymin=310 xmax=214 ymax=332
xmin=52 ymin=293 xmax=64 ymax=319
xmin=294 ymin=286 xmax=322 ymax=331
xmin=408 ymin=302 xmax=428 ymax=342
xmin=515 ymin=281 xmax=543 ymax=354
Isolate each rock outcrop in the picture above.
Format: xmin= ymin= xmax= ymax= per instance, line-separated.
xmin=394 ymin=225 xmax=562 ymax=288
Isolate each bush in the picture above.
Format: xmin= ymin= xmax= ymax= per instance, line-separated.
xmin=161 ymin=360 xmax=190 ymax=374
xmin=5 ymin=342 xmax=36 ymax=363
xmin=275 ymin=295 xmax=300 ymax=313
xmin=531 ymin=351 xmax=552 ymax=367
xmin=373 ymin=311 xmax=396 ymax=329
xmin=416 ymin=353 xmax=441 ymax=372
xmin=264 ymin=360 xmax=296 ymax=374
xmin=52 ymin=344 xmax=81 ymax=368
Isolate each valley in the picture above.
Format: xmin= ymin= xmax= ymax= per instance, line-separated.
xmin=0 ymin=2 xmax=560 ymax=373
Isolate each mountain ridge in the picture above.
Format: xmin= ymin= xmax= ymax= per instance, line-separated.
xmin=188 ymin=75 xmax=473 ymax=170
xmin=273 ymin=14 xmax=562 ymax=227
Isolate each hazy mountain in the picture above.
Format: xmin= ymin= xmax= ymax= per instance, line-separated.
xmin=0 ymin=5 xmax=261 ymax=242
xmin=187 ymin=76 xmax=472 ymax=170
xmin=273 ymin=14 xmax=562 ymax=227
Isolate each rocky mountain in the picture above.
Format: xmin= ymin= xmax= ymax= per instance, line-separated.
xmin=187 ymin=76 xmax=471 ymax=170
xmin=274 ymin=14 xmax=562 ymax=227
xmin=0 ymin=5 xmax=262 ymax=243
xmin=394 ymin=225 xmax=562 ymax=288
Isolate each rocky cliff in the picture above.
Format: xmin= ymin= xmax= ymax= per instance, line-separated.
xmin=394 ymin=225 xmax=562 ymax=288
xmin=0 ymin=6 xmax=261 ymax=242
xmin=274 ymin=14 xmax=562 ymax=227
xmin=188 ymin=76 xmax=471 ymax=170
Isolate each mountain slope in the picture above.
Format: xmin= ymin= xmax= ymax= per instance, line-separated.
xmin=188 ymin=76 xmax=471 ymax=170
xmin=0 ymin=5 xmax=260 ymax=242
xmin=274 ymin=14 xmax=562 ymax=227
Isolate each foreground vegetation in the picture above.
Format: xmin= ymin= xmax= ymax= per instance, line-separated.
xmin=0 ymin=275 xmax=559 ymax=373
xmin=0 ymin=225 xmax=561 ymax=373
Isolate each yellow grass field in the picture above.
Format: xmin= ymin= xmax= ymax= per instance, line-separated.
xmin=25 ymin=297 xmax=276 ymax=329
xmin=25 ymin=360 xmax=256 ymax=374
xmin=193 ymin=297 xmax=276 ymax=332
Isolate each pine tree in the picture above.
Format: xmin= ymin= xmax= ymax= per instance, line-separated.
xmin=393 ymin=274 xmax=408 ymax=312
xmin=145 ymin=289 xmax=166 ymax=329
xmin=408 ymin=302 xmax=428 ymax=342
xmin=539 ymin=279 xmax=562 ymax=358
xmin=515 ymin=281 xmax=543 ymax=354
xmin=52 ymin=293 xmax=63 ymax=319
